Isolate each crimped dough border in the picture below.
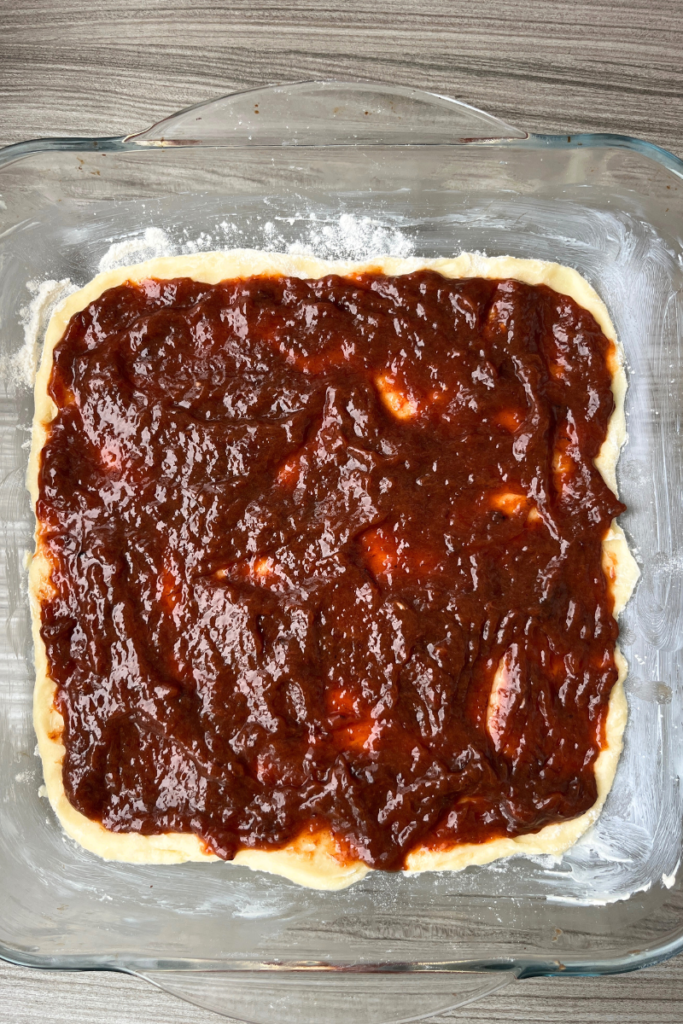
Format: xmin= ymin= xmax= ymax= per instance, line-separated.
xmin=28 ymin=250 xmax=639 ymax=890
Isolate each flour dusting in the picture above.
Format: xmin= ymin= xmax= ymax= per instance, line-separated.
xmin=95 ymin=214 xmax=414 ymax=271
xmin=180 ymin=212 xmax=416 ymax=260
xmin=282 ymin=213 xmax=414 ymax=260
xmin=11 ymin=278 xmax=76 ymax=389
xmin=98 ymin=227 xmax=176 ymax=272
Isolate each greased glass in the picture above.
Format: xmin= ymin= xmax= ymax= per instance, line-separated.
xmin=0 ymin=82 xmax=682 ymax=1022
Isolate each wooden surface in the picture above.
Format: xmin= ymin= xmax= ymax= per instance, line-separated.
xmin=1 ymin=0 xmax=683 ymax=1020
xmin=1 ymin=0 xmax=682 ymax=154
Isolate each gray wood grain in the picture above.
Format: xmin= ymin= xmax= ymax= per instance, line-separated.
xmin=1 ymin=0 xmax=683 ymax=1020
xmin=4 ymin=956 xmax=683 ymax=1024
xmin=0 ymin=0 xmax=682 ymax=154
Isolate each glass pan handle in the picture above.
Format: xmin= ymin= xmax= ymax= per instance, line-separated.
xmin=136 ymin=968 xmax=518 ymax=1024
xmin=125 ymin=81 xmax=528 ymax=148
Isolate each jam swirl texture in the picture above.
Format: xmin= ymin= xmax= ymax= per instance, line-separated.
xmin=37 ymin=270 xmax=624 ymax=870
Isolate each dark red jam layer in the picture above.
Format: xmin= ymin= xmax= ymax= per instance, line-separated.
xmin=37 ymin=270 xmax=625 ymax=870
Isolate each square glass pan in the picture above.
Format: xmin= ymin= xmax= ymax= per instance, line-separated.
xmin=1 ymin=82 xmax=683 ymax=1023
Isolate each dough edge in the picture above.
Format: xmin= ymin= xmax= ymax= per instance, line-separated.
xmin=28 ymin=249 xmax=640 ymax=890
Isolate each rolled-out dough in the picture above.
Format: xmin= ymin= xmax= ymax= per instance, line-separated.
xmin=28 ymin=251 xmax=640 ymax=889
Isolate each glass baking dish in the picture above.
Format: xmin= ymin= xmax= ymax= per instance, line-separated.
xmin=1 ymin=81 xmax=683 ymax=1023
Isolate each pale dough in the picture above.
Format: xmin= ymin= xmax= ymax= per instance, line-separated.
xmin=28 ymin=250 xmax=640 ymax=889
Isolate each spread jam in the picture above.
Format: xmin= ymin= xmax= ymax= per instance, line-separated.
xmin=37 ymin=270 xmax=625 ymax=870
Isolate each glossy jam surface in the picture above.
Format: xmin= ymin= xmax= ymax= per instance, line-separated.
xmin=38 ymin=271 xmax=625 ymax=870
